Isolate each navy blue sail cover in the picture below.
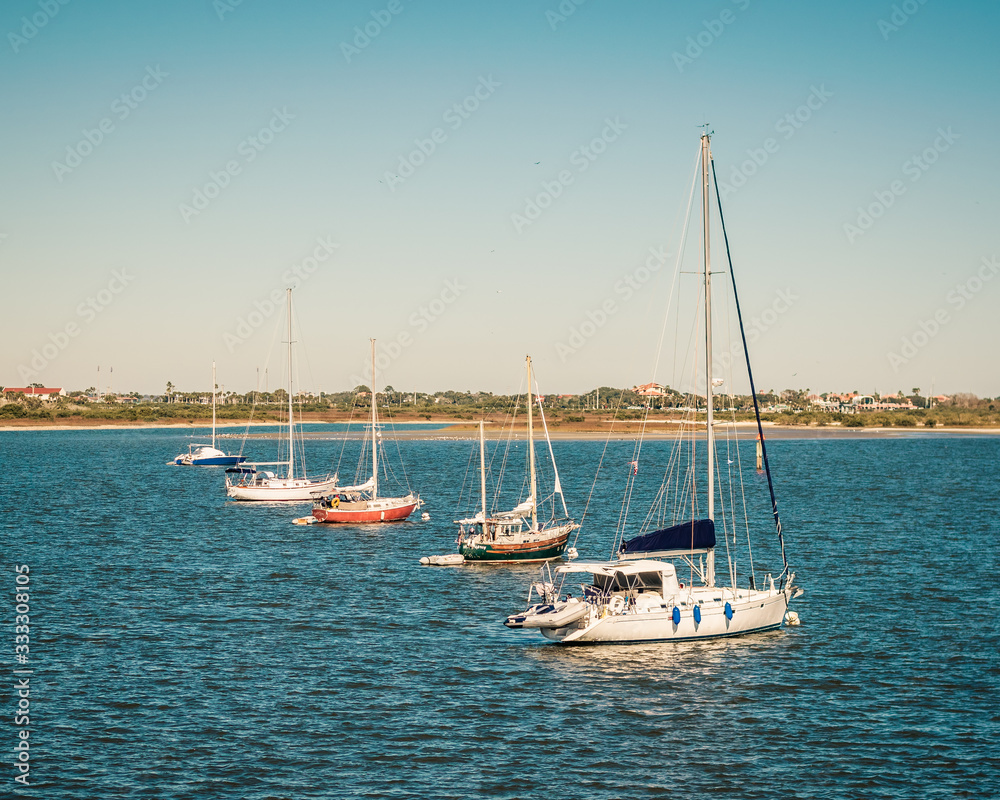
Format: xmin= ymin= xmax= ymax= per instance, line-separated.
xmin=620 ymin=518 xmax=716 ymax=554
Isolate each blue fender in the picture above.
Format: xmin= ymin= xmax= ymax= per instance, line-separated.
xmin=672 ymin=606 xmax=681 ymax=625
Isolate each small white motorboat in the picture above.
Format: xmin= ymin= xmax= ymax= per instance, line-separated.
xmin=419 ymin=554 xmax=466 ymax=566
xmin=505 ymin=598 xmax=589 ymax=629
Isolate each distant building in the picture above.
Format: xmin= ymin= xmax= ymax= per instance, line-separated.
xmin=633 ymin=382 xmax=666 ymax=397
xmin=2 ymin=386 xmax=64 ymax=400
xmin=852 ymin=394 xmax=915 ymax=411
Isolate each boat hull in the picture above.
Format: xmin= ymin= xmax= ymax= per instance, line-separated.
xmin=188 ymin=455 xmax=246 ymax=466
xmin=539 ymin=589 xmax=789 ymax=644
xmin=421 ymin=554 xmax=466 ymax=566
xmin=174 ymin=446 xmax=247 ymax=467
xmin=312 ymin=496 xmax=419 ymax=524
xmin=226 ymin=476 xmax=339 ymax=502
xmin=506 ymin=599 xmax=588 ymax=629
xmin=459 ymin=526 xmax=572 ymax=563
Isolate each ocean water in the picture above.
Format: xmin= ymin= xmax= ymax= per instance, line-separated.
xmin=3 ymin=430 xmax=999 ymax=799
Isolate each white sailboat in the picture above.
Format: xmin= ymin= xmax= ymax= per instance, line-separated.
xmin=454 ymin=356 xmax=579 ymax=562
xmin=505 ymin=131 xmax=802 ymax=643
xmin=225 ymin=289 xmax=338 ymax=501
xmin=173 ymin=362 xmax=247 ymax=466
xmin=310 ymin=339 xmax=420 ymax=523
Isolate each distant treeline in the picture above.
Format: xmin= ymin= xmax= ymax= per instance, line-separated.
xmin=2 ymin=393 xmax=998 ymax=427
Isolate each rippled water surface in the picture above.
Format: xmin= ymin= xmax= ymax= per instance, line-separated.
xmin=4 ymin=430 xmax=999 ymax=798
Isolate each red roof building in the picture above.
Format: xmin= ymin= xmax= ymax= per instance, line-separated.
xmin=3 ymin=387 xmax=64 ymax=399
xmin=633 ymin=382 xmax=666 ymax=397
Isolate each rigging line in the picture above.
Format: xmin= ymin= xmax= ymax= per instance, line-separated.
xmin=494 ymin=413 xmax=515 ymax=514
xmin=492 ymin=398 xmax=520 ymax=513
xmin=670 ymin=147 xmax=703 ymax=391
xmin=254 ymin=301 xmax=286 ymax=469
xmin=335 ymin=401 xmax=356 ymax=476
xmin=635 ymin=145 xmax=699 ymax=431
xmin=613 ymin=469 xmax=638 ymax=558
xmin=458 ymin=433 xmax=479 ymax=513
xmin=664 ymin=275 xmax=707 ymax=527
xmin=382 ymin=407 xmax=412 ymax=492
xmin=614 ymin=431 xmax=646 ymax=552
xmin=237 ymin=380 xmax=258 ymax=457
xmin=574 ymin=416 xmax=615 ymax=549
xmin=731 ymin=412 xmax=754 ymax=584
xmin=482 ymin=410 xmax=507 ymax=516
xmin=720 ymin=288 xmax=758 ymax=587
xmin=293 ymin=300 xmax=324 ymax=473
xmin=355 ymin=400 xmax=370 ymax=483
xmin=500 ymin=369 xmax=527 ymax=502
xmin=476 ymin=407 xmax=502 ymax=510
xmin=659 ymin=407 xmax=687 ymax=527
xmin=611 ymin=387 xmax=642 ymax=555
xmin=721 ymin=418 xmax=738 ymax=590
xmin=710 ymin=154 xmax=789 ymax=584
xmin=717 ymin=258 xmax=743 ymax=587
xmin=532 ymin=374 xmax=569 ymax=519
xmin=720 ymin=384 xmax=751 ymax=588
xmin=287 ymin=302 xmax=309 ymax=478
xmin=576 ymin=381 xmax=626 ymax=551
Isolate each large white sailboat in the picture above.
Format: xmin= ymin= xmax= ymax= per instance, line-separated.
xmin=454 ymin=356 xmax=578 ymax=562
xmin=225 ymin=289 xmax=338 ymax=502
xmin=505 ymin=131 xmax=802 ymax=643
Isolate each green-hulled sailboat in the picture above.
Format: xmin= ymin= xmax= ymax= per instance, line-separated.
xmin=455 ymin=356 xmax=579 ymax=563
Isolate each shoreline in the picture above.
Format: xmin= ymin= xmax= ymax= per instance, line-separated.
xmin=2 ymin=418 xmax=999 ymax=440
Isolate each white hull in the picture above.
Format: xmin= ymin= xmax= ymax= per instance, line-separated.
xmin=420 ymin=554 xmax=466 ymax=566
xmin=540 ymin=587 xmax=789 ymax=645
xmin=227 ymin=476 xmax=338 ymax=502
xmin=508 ymin=598 xmax=589 ymax=629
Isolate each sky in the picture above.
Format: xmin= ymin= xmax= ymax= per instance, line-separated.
xmin=2 ymin=0 xmax=998 ymax=398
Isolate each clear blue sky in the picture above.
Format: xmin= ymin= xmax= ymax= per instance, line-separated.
xmin=2 ymin=0 xmax=997 ymax=398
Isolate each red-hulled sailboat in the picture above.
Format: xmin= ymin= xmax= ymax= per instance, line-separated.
xmin=311 ymin=339 xmax=420 ymax=524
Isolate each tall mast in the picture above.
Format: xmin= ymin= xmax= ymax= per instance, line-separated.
xmin=701 ymin=130 xmax=716 ymax=587
xmin=211 ymin=361 xmax=217 ymax=449
xmin=479 ymin=420 xmax=487 ymax=522
xmin=286 ymin=288 xmax=295 ymax=479
xmin=526 ymin=355 xmax=538 ymax=531
xmin=371 ymin=338 xmax=378 ymax=500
